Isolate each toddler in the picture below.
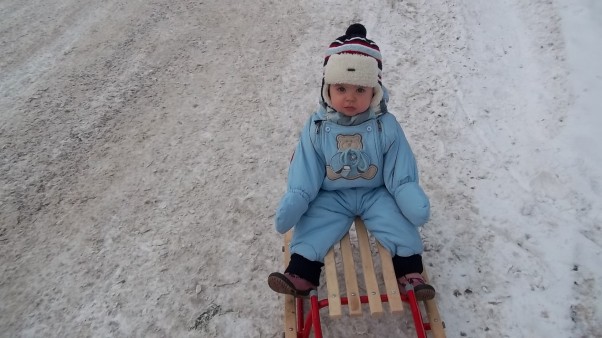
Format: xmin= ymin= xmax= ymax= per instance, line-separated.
xmin=268 ymin=24 xmax=435 ymax=301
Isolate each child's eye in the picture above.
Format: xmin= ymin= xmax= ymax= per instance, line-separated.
xmin=356 ymin=87 xmax=366 ymax=93
xmin=336 ymin=86 xmax=346 ymax=93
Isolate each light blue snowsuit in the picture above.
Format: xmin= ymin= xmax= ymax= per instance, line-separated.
xmin=275 ymin=90 xmax=430 ymax=262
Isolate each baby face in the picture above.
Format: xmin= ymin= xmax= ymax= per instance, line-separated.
xmin=328 ymin=84 xmax=374 ymax=117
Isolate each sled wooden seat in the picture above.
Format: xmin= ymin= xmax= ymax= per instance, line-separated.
xmin=281 ymin=217 xmax=446 ymax=338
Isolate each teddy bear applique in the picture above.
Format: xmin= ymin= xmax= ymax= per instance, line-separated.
xmin=326 ymin=134 xmax=378 ymax=180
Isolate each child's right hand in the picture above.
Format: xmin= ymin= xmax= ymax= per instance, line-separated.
xmin=275 ymin=192 xmax=309 ymax=234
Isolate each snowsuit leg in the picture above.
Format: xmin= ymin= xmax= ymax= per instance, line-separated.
xmin=359 ymin=186 xmax=424 ymax=257
xmin=290 ymin=190 xmax=355 ymax=262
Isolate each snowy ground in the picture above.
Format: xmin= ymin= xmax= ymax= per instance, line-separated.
xmin=1 ymin=0 xmax=601 ymax=337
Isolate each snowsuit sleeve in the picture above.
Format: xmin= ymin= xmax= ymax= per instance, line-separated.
xmin=381 ymin=114 xmax=430 ymax=227
xmin=275 ymin=117 xmax=326 ymax=234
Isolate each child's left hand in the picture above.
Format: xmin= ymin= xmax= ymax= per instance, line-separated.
xmin=394 ymin=182 xmax=431 ymax=227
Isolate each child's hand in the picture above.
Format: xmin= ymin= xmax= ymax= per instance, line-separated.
xmin=394 ymin=182 xmax=430 ymax=227
xmin=275 ymin=192 xmax=309 ymax=233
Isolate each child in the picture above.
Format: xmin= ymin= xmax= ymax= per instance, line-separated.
xmin=268 ymin=24 xmax=435 ymax=301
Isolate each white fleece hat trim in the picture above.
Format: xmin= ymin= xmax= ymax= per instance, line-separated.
xmin=324 ymin=53 xmax=380 ymax=88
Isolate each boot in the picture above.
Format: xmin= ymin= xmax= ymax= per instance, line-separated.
xmin=398 ymin=272 xmax=436 ymax=301
xmin=268 ymin=272 xmax=317 ymax=297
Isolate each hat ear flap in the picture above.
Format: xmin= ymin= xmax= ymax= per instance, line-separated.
xmin=370 ymin=84 xmax=383 ymax=109
xmin=322 ymin=83 xmax=332 ymax=108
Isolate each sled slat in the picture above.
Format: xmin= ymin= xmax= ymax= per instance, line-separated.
xmin=377 ymin=241 xmax=404 ymax=314
xmin=422 ymin=270 xmax=446 ymax=338
xmin=283 ymin=232 xmax=297 ymax=337
xmin=340 ymin=232 xmax=362 ymax=316
xmin=354 ymin=218 xmax=383 ymax=316
xmin=324 ymin=248 xmax=342 ymax=318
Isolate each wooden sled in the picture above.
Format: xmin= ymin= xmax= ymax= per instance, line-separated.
xmin=280 ymin=217 xmax=446 ymax=338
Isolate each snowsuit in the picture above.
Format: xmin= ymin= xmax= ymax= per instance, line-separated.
xmin=275 ymin=89 xmax=430 ymax=263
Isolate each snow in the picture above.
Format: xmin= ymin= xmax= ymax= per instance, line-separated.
xmin=0 ymin=0 xmax=600 ymax=337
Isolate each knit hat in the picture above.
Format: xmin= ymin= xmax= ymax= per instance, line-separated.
xmin=322 ymin=24 xmax=384 ymax=110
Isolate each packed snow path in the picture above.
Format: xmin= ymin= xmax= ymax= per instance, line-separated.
xmin=1 ymin=0 xmax=600 ymax=337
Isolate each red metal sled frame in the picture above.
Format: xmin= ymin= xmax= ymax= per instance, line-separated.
xmin=289 ymin=289 xmax=432 ymax=338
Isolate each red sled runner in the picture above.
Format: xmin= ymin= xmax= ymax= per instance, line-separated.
xmin=278 ymin=218 xmax=446 ymax=338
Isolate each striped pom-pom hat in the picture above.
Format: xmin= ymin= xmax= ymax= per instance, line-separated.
xmin=322 ymin=23 xmax=383 ymax=109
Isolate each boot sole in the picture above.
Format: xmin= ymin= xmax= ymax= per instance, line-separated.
xmin=414 ymin=284 xmax=436 ymax=301
xmin=267 ymin=272 xmax=311 ymax=298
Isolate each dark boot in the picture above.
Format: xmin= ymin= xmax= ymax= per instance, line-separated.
xmin=268 ymin=272 xmax=317 ymax=297
xmin=268 ymin=253 xmax=323 ymax=297
xmin=398 ymin=272 xmax=436 ymax=301
xmin=392 ymin=254 xmax=436 ymax=301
